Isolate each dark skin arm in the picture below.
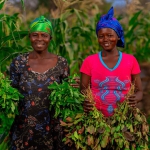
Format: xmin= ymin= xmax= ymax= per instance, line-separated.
xmin=80 ymin=73 xmax=90 ymax=91
xmin=80 ymin=73 xmax=94 ymax=112
xmin=80 ymin=73 xmax=143 ymax=112
xmin=128 ymin=74 xmax=143 ymax=107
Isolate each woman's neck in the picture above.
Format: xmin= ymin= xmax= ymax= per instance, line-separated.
xmin=101 ymin=49 xmax=119 ymax=57
xmin=29 ymin=51 xmax=51 ymax=59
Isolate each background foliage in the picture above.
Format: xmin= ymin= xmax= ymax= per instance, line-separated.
xmin=0 ymin=0 xmax=150 ymax=75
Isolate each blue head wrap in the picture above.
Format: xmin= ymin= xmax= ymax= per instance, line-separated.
xmin=96 ymin=7 xmax=125 ymax=48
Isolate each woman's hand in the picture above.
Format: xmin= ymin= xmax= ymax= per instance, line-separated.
xmin=83 ymin=99 xmax=94 ymax=113
xmin=128 ymin=74 xmax=143 ymax=107
xmin=70 ymin=77 xmax=80 ymax=88
xmin=128 ymin=94 xmax=138 ymax=107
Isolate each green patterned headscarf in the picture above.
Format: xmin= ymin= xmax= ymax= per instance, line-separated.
xmin=29 ymin=16 xmax=53 ymax=35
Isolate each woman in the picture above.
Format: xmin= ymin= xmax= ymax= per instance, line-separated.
xmin=9 ymin=16 xmax=69 ymax=150
xmin=80 ymin=7 xmax=143 ymax=117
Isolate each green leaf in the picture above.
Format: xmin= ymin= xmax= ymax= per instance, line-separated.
xmin=129 ymin=11 xmax=142 ymax=26
xmin=20 ymin=0 xmax=25 ymax=9
xmin=11 ymin=102 xmax=15 ymax=113
xmin=115 ymin=125 xmax=121 ymax=132
xmin=0 ymin=0 xmax=5 ymax=10
xmin=1 ymin=31 xmax=28 ymax=45
xmin=73 ymin=131 xmax=79 ymax=139
xmin=87 ymin=125 xmax=96 ymax=134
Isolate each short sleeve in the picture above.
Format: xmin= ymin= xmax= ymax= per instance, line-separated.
xmin=9 ymin=57 xmax=21 ymax=89
xmin=131 ymin=56 xmax=141 ymax=75
xmin=80 ymin=56 xmax=91 ymax=76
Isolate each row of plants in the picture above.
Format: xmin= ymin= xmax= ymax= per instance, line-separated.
xmin=0 ymin=0 xmax=31 ymax=73
xmin=0 ymin=72 xmax=23 ymax=149
xmin=0 ymin=0 xmax=150 ymax=75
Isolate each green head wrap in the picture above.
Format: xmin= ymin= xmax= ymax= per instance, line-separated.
xmin=29 ymin=16 xmax=53 ymax=35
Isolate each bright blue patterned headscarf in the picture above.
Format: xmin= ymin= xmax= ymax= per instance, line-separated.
xmin=96 ymin=7 xmax=125 ymax=48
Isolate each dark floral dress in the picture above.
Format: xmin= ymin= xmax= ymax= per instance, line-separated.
xmin=9 ymin=53 xmax=70 ymax=150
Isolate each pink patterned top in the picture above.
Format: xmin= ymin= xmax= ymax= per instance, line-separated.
xmin=80 ymin=51 xmax=141 ymax=117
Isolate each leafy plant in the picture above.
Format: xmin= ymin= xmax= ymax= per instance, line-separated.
xmin=48 ymin=75 xmax=84 ymax=120
xmin=147 ymin=116 xmax=150 ymax=149
xmin=49 ymin=76 xmax=149 ymax=149
xmin=109 ymin=102 xmax=149 ymax=150
xmin=48 ymin=76 xmax=110 ymax=149
xmin=0 ymin=0 xmax=30 ymax=73
xmin=0 ymin=72 xmax=23 ymax=143
xmin=123 ymin=10 xmax=150 ymax=63
xmin=61 ymin=107 xmax=110 ymax=150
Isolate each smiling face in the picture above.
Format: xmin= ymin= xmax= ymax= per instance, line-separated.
xmin=97 ymin=28 xmax=120 ymax=51
xmin=29 ymin=32 xmax=51 ymax=52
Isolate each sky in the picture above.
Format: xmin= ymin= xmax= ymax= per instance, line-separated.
xmin=106 ymin=0 xmax=129 ymax=7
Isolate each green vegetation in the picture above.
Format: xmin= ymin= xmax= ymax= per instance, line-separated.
xmin=0 ymin=5 xmax=30 ymax=73
xmin=48 ymin=75 xmax=85 ymax=120
xmin=0 ymin=0 xmax=150 ymax=75
xmin=49 ymin=76 xmax=149 ymax=150
xmin=0 ymin=72 xmax=23 ymax=149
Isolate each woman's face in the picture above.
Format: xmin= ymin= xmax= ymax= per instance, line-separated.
xmin=97 ymin=28 xmax=119 ymax=51
xmin=29 ymin=32 xmax=51 ymax=52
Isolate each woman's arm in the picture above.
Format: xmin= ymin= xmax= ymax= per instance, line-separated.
xmin=80 ymin=73 xmax=94 ymax=112
xmin=128 ymin=74 xmax=143 ymax=107
xmin=80 ymin=73 xmax=91 ymax=92
xmin=60 ymin=58 xmax=70 ymax=82
xmin=9 ymin=58 xmax=20 ymax=89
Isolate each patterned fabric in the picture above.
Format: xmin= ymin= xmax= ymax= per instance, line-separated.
xmin=80 ymin=52 xmax=141 ymax=117
xmin=29 ymin=16 xmax=53 ymax=35
xmin=96 ymin=7 xmax=125 ymax=48
xmin=9 ymin=53 xmax=69 ymax=150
